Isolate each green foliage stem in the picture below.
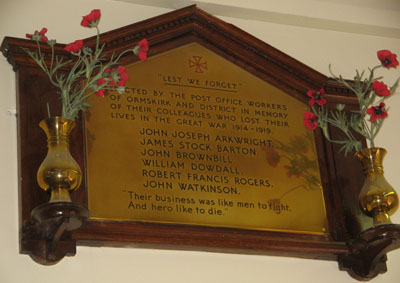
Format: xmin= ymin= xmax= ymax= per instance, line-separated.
xmin=22 ymin=28 xmax=136 ymax=120
xmin=310 ymin=65 xmax=399 ymax=156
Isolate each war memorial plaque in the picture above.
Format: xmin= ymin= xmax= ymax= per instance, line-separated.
xmin=8 ymin=7 xmax=400 ymax=277
xmin=85 ymin=43 xmax=328 ymax=234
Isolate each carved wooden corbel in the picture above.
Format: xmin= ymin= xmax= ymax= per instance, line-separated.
xmin=339 ymin=224 xmax=400 ymax=280
xmin=21 ymin=202 xmax=88 ymax=265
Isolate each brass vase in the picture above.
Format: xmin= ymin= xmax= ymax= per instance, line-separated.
xmin=355 ymin=148 xmax=399 ymax=226
xmin=37 ymin=117 xmax=82 ymax=202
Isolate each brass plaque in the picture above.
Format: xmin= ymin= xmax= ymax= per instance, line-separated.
xmin=85 ymin=43 xmax=328 ymax=235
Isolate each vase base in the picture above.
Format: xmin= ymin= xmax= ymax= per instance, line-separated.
xmin=49 ymin=187 xmax=72 ymax=203
xmin=373 ymin=211 xmax=392 ymax=226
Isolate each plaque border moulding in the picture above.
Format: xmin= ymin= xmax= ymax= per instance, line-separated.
xmin=2 ymin=5 xmax=400 ymax=280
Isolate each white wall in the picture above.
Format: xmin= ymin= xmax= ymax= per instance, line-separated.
xmin=1 ymin=0 xmax=400 ymax=282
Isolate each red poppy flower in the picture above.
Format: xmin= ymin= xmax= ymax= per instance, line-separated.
xmin=117 ymin=65 xmax=126 ymax=74
xmin=108 ymin=76 xmax=115 ymax=86
xmin=116 ymin=66 xmax=129 ymax=86
xmin=105 ymin=66 xmax=129 ymax=87
xmin=372 ymin=81 xmax=390 ymax=97
xmin=134 ymin=39 xmax=149 ymax=61
xmin=38 ymin=28 xmax=48 ymax=42
xmin=303 ymin=112 xmax=318 ymax=130
xmin=26 ymin=28 xmax=48 ymax=42
xmin=118 ymin=76 xmax=129 ymax=86
xmin=81 ymin=9 xmax=101 ymax=27
xmin=307 ymin=88 xmax=326 ymax=106
xmin=95 ymin=89 xmax=105 ymax=97
xmin=377 ymin=50 xmax=399 ymax=69
xmin=366 ymin=102 xmax=388 ymax=123
xmin=64 ymin=40 xmax=84 ymax=53
xmin=95 ymin=78 xmax=107 ymax=97
xmin=96 ymin=78 xmax=106 ymax=86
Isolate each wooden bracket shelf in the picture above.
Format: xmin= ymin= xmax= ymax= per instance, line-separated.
xmin=21 ymin=202 xmax=89 ymax=265
xmin=339 ymin=224 xmax=400 ymax=280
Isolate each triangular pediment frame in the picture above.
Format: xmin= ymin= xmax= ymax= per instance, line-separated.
xmin=3 ymin=5 xmax=398 ymax=280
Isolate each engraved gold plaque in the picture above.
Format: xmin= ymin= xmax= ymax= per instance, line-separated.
xmin=85 ymin=43 xmax=328 ymax=235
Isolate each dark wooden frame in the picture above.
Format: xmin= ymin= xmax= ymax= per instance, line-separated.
xmin=2 ymin=5 xmax=400 ymax=280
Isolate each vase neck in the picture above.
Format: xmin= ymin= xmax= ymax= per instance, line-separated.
xmin=355 ymin=148 xmax=386 ymax=175
xmin=47 ymin=136 xmax=70 ymax=146
xmin=39 ymin=117 xmax=75 ymax=146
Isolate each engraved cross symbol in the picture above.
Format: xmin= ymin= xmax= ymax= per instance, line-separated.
xmin=188 ymin=56 xmax=208 ymax=73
